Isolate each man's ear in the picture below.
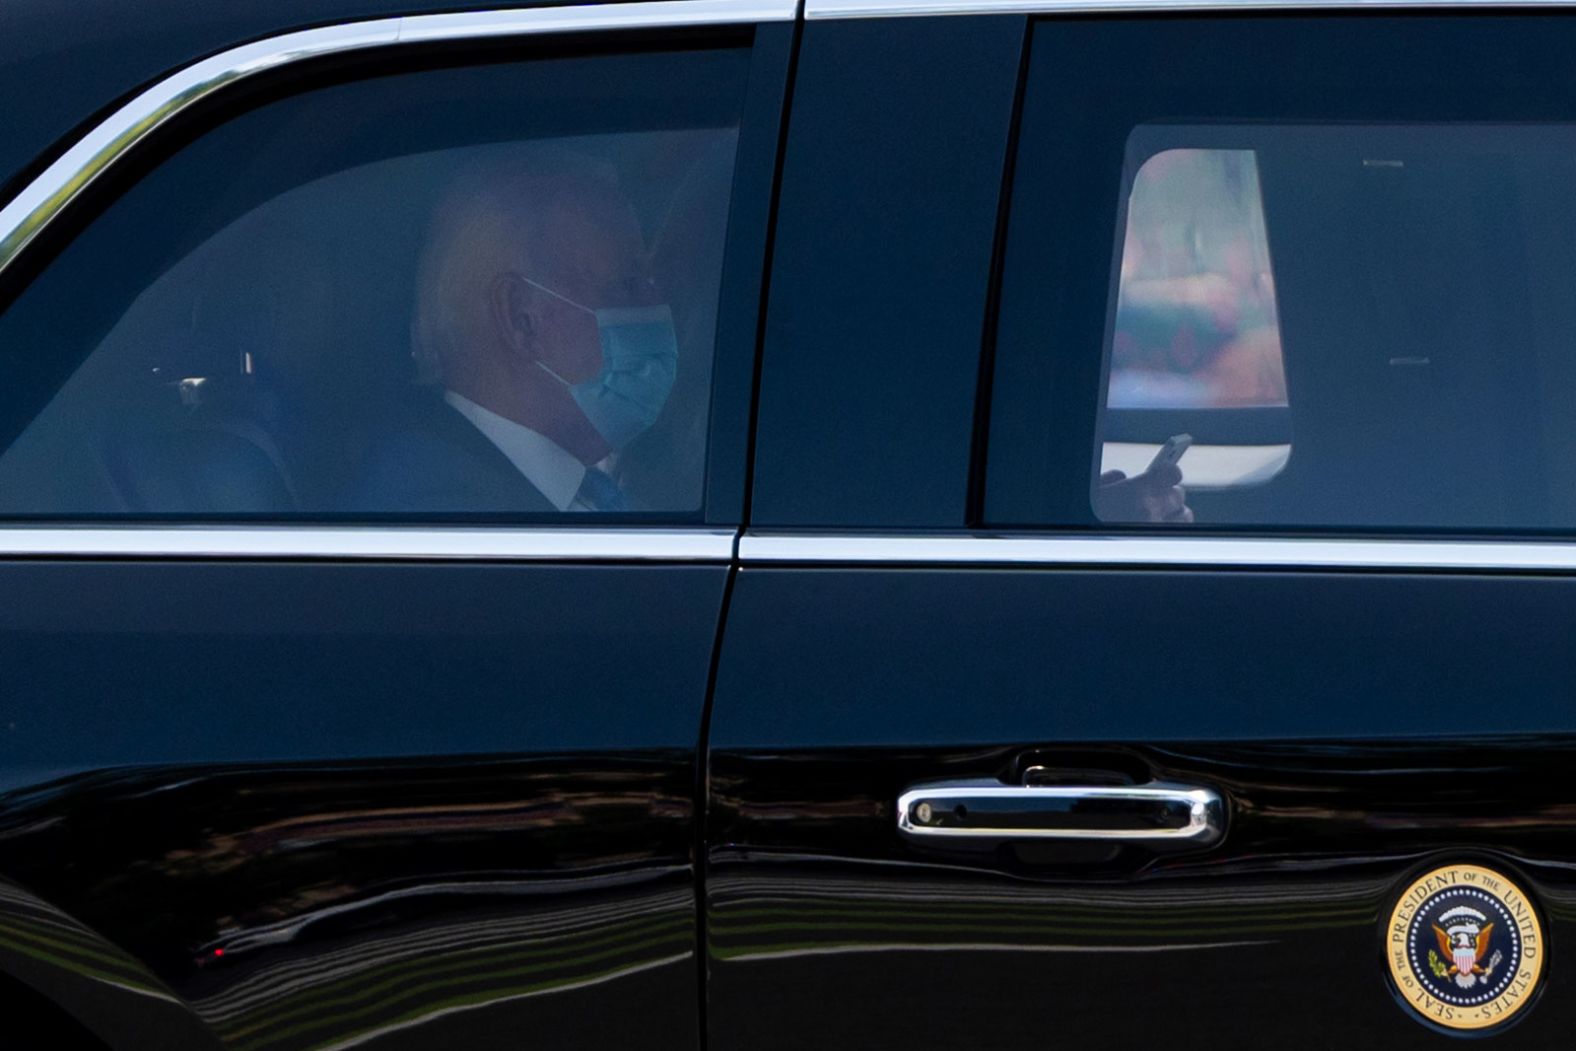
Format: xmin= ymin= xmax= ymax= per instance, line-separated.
xmin=488 ymin=273 xmax=536 ymax=358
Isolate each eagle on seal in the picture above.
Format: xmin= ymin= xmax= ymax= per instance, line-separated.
xmin=1435 ymin=921 xmax=1494 ymax=989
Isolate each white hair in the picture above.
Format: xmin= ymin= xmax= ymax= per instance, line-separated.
xmin=410 ymin=143 xmax=620 ymax=384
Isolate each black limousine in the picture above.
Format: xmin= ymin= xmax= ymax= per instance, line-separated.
xmin=0 ymin=0 xmax=1573 ymax=1046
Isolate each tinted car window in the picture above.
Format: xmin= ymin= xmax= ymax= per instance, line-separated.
xmin=988 ymin=15 xmax=1576 ymax=534
xmin=1096 ymin=123 xmax=1576 ymax=528
xmin=0 ymin=48 xmax=748 ymax=519
xmin=747 ymin=16 xmax=1024 ymax=530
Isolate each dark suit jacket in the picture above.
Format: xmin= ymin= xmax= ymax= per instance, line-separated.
xmin=344 ymin=396 xmax=556 ymax=513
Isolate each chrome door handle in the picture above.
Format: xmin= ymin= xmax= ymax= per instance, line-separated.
xmin=896 ymin=780 xmax=1225 ymax=846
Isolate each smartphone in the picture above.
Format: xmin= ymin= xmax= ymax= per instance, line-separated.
xmin=1146 ymin=433 xmax=1193 ymax=474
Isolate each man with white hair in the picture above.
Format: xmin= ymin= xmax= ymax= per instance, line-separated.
xmin=349 ymin=146 xmax=677 ymax=512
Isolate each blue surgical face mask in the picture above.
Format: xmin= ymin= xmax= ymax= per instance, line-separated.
xmin=524 ymin=277 xmax=678 ymax=450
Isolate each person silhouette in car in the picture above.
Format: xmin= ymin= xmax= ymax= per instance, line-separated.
xmin=349 ymin=146 xmax=676 ymax=513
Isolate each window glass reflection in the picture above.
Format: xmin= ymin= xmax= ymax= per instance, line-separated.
xmin=0 ymin=54 xmax=744 ymax=519
xmin=1110 ymin=148 xmax=1286 ymax=410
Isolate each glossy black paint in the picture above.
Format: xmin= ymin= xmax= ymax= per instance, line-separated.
xmin=0 ymin=755 xmax=695 ymax=1051
xmin=0 ymin=561 xmax=724 ymax=1048
xmin=748 ymin=16 xmax=1024 ymax=529
xmin=705 ymin=21 xmax=794 ymax=522
xmin=705 ymin=567 xmax=1576 ymax=1046
xmin=0 ymin=562 xmax=725 ymax=771
xmin=709 ymin=740 xmax=1576 ymax=1049
xmin=711 ymin=568 xmax=1576 ymax=748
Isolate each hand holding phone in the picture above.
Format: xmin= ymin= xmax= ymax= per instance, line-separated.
xmin=1146 ymin=433 xmax=1193 ymax=475
xmin=1095 ymin=433 xmax=1194 ymax=523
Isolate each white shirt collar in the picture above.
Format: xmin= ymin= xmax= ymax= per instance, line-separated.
xmin=443 ymin=390 xmax=586 ymax=512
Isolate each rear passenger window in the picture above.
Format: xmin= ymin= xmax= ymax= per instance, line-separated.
xmin=988 ymin=15 xmax=1576 ymax=534
xmin=1096 ymin=123 xmax=1576 ymax=529
xmin=0 ymin=48 xmax=748 ymax=518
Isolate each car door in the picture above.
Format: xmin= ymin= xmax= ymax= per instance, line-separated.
xmin=0 ymin=4 xmax=790 ymax=1049
xmin=709 ymin=7 xmax=1576 ymax=1049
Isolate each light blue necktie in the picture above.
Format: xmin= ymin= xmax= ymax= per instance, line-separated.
xmin=576 ymin=467 xmax=630 ymax=512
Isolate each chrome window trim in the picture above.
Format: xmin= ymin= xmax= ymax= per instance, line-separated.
xmin=3 ymin=529 xmax=1576 ymax=567
xmin=738 ymin=533 xmax=1576 ymax=572
xmin=0 ymin=527 xmax=736 ymax=562
xmin=0 ymin=0 xmax=797 ymax=281
xmin=807 ymin=0 xmax=1576 ymax=20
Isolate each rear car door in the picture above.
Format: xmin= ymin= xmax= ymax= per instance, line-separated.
xmin=0 ymin=4 xmax=790 ymax=1048
xmin=709 ymin=7 xmax=1576 ymax=1049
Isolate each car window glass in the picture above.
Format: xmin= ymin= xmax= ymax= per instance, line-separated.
xmin=1085 ymin=123 xmax=1576 ymax=529
xmin=0 ymin=49 xmax=747 ymax=519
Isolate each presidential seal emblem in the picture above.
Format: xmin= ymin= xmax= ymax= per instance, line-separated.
xmin=1386 ymin=863 xmax=1545 ymax=1032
